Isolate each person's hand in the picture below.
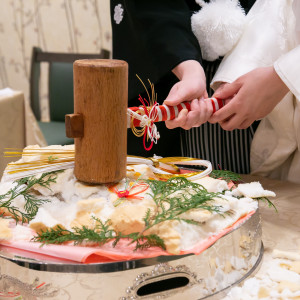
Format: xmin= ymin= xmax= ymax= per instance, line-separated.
xmin=209 ymin=66 xmax=290 ymax=130
xmin=213 ymin=82 xmax=232 ymax=104
xmin=165 ymin=98 xmax=213 ymax=130
xmin=163 ymin=60 xmax=209 ymax=130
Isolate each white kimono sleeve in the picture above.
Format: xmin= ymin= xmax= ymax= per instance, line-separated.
xmin=210 ymin=0 xmax=300 ymax=182
xmin=274 ymin=46 xmax=300 ymax=100
xmin=211 ymin=0 xmax=294 ymax=91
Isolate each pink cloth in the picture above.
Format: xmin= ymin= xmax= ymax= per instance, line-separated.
xmin=0 ymin=211 xmax=255 ymax=264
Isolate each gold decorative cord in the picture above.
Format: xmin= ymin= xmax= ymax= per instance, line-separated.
xmin=4 ymin=148 xmax=75 ymax=175
xmin=129 ymin=76 xmax=160 ymax=150
xmin=3 ymin=148 xmax=211 ymax=182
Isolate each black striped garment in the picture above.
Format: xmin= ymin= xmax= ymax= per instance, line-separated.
xmin=180 ymin=59 xmax=259 ymax=174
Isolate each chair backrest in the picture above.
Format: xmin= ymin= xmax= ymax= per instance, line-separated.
xmin=30 ymin=47 xmax=110 ymax=121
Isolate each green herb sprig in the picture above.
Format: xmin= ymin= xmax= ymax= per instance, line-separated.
xmin=210 ymin=169 xmax=242 ymax=183
xmin=0 ymin=170 xmax=63 ymax=223
xmin=33 ymin=218 xmax=115 ymax=245
xmin=256 ymin=196 xmax=277 ymax=212
xmin=33 ymin=217 xmax=166 ymax=251
xmin=145 ymin=177 xmax=222 ymax=226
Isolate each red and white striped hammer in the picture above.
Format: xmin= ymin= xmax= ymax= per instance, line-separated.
xmin=127 ymin=97 xmax=224 ymax=128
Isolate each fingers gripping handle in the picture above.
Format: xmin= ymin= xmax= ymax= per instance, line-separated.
xmin=210 ymin=97 xmax=224 ymax=114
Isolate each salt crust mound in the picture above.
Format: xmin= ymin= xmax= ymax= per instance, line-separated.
xmin=0 ymin=146 xmax=275 ymax=254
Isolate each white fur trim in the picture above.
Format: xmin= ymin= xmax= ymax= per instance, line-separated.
xmin=192 ymin=0 xmax=246 ymax=61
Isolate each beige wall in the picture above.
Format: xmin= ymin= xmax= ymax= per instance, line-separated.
xmin=0 ymin=0 xmax=112 ymax=120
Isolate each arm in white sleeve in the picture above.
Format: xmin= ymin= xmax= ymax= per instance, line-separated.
xmin=274 ymin=45 xmax=300 ymax=100
xmin=211 ymin=0 xmax=292 ymax=91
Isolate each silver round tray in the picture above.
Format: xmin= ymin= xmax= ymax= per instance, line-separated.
xmin=0 ymin=210 xmax=263 ymax=300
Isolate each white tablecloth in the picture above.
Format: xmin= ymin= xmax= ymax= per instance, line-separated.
xmin=0 ymin=88 xmax=46 ymax=177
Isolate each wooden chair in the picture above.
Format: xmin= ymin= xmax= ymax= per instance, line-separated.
xmin=29 ymin=46 xmax=110 ymax=145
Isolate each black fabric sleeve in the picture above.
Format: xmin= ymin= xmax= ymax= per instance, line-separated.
xmin=124 ymin=0 xmax=202 ymax=76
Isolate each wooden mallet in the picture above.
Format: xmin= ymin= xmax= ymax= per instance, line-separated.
xmin=66 ymin=59 xmax=128 ymax=184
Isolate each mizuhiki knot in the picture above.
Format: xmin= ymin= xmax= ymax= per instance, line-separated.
xmin=140 ymin=114 xmax=153 ymax=128
xmin=117 ymin=190 xmax=130 ymax=198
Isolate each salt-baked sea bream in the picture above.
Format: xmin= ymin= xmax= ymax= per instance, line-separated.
xmin=0 ymin=145 xmax=275 ymax=261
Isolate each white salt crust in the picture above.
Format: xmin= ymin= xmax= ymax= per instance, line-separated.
xmin=0 ymin=159 xmax=272 ymax=251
